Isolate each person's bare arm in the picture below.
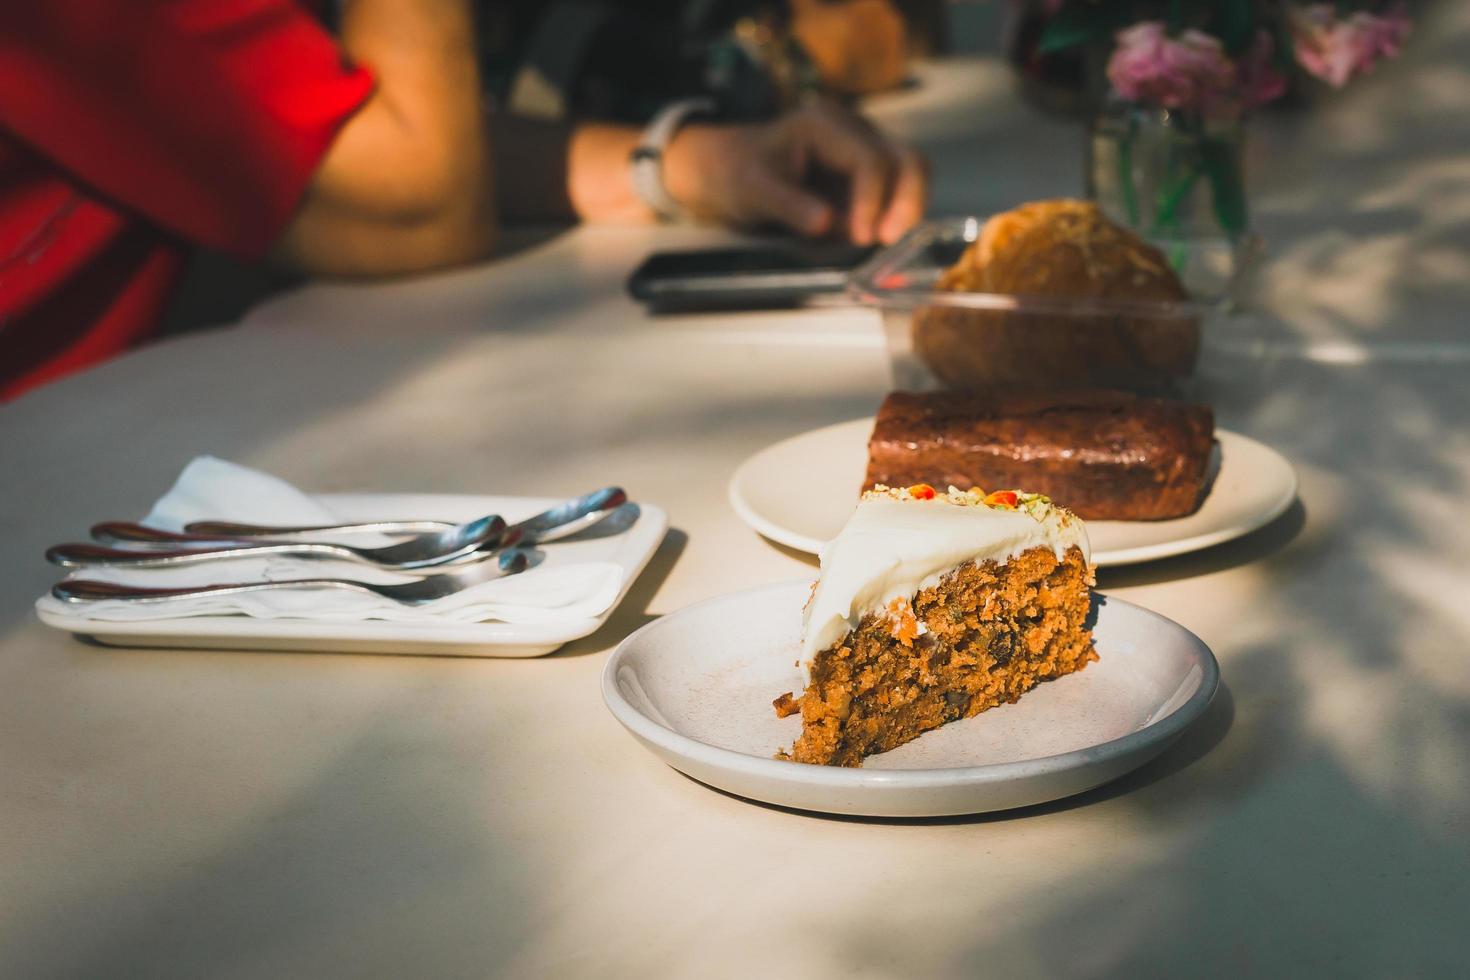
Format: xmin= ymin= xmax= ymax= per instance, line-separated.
xmin=271 ymin=0 xmax=496 ymax=277
xmin=274 ymin=2 xmax=926 ymax=276
xmin=489 ymin=115 xmax=648 ymax=223
xmin=275 ymin=7 xmax=651 ymax=275
xmin=492 ymin=101 xmax=928 ymax=245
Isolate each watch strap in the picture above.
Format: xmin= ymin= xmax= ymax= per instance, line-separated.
xmin=630 ymin=97 xmax=717 ymax=221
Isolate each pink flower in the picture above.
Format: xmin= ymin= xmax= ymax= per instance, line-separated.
xmin=1238 ymin=30 xmax=1288 ymax=109
xmin=1289 ymin=2 xmax=1411 ymax=88
xmin=1107 ymin=22 xmax=1238 ymax=114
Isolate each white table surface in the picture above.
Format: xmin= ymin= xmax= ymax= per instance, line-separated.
xmin=3 ymin=13 xmax=1469 ymax=977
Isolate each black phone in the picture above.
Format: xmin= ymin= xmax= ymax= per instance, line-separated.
xmin=627 ymin=241 xmax=879 ymax=312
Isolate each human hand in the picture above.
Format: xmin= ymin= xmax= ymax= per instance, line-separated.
xmin=662 ymin=100 xmax=928 ymax=246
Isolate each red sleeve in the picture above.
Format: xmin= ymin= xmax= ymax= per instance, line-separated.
xmin=0 ymin=0 xmax=374 ymax=259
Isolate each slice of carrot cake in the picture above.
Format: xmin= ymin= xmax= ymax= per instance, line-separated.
xmin=776 ymin=484 xmax=1097 ymax=767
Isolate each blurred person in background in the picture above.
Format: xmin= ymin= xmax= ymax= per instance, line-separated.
xmin=482 ymin=0 xmax=934 ymax=122
xmin=0 ymin=0 xmax=928 ymax=400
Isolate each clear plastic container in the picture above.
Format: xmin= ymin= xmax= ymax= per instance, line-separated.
xmin=848 ymin=216 xmax=1258 ymax=395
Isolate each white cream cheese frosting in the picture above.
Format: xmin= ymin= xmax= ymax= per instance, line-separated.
xmin=799 ymin=485 xmax=1090 ymax=671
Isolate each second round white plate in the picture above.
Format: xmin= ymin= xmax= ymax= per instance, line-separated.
xmin=602 ymin=581 xmax=1218 ymax=817
xmin=729 ymin=418 xmax=1296 ymax=566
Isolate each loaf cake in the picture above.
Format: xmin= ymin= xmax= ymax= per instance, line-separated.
xmin=775 ymin=484 xmax=1097 ymax=768
xmin=864 ymin=389 xmax=1215 ymax=521
xmin=912 ymin=199 xmax=1198 ymax=391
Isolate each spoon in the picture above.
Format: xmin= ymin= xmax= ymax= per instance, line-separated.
xmin=173 ymin=487 xmax=626 ymax=549
xmin=53 ymin=549 xmax=530 ymax=605
xmin=61 ymin=488 xmax=630 ymax=570
xmin=96 ymin=487 xmax=627 ymax=549
xmin=48 ymin=515 xmax=512 ymax=571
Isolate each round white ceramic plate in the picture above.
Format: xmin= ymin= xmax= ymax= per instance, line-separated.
xmin=729 ymin=418 xmax=1296 ymax=565
xmin=602 ymin=581 xmax=1218 ymax=817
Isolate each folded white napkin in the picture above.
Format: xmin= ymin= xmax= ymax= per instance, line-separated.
xmin=38 ymin=457 xmax=625 ymax=625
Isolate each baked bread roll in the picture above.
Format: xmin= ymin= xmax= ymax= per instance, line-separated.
xmin=913 ymin=200 xmax=1199 ymax=391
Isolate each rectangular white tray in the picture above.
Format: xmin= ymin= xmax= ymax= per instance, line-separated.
xmin=36 ymin=493 xmax=667 ymax=657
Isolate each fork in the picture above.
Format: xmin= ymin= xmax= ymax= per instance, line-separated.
xmin=47 ymin=514 xmax=511 ymax=571
xmin=52 ymin=550 xmax=529 ymax=605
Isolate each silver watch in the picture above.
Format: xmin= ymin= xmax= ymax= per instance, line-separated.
xmin=630 ymin=98 xmax=716 ymax=221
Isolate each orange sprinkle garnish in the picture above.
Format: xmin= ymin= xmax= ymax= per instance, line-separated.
xmin=885 ymin=598 xmax=920 ymax=646
xmin=907 ymin=483 xmax=937 ymax=500
xmin=985 ymin=490 xmax=1019 ymax=508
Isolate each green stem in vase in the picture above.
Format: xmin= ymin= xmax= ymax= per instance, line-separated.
xmin=1152 ymin=116 xmax=1199 ymax=236
xmin=1153 ymin=123 xmax=1176 ymax=233
xmin=1201 ymin=135 xmax=1248 ymax=237
xmin=1118 ymin=127 xmax=1140 ymax=227
xmin=1152 ymin=115 xmax=1202 ymax=274
xmin=1154 ymin=169 xmax=1198 ymax=274
xmin=1154 ymin=168 xmax=1200 ymax=230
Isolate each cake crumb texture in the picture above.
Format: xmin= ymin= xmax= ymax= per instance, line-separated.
xmin=788 ymin=545 xmax=1096 ymax=767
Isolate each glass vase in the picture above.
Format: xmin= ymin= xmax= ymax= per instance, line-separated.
xmin=1086 ymin=98 xmax=1249 ymax=241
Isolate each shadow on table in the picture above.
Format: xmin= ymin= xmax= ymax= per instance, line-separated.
xmin=158 ymin=224 xmax=576 ymax=342
xmin=4 ymin=704 xmax=546 ymax=978
xmin=818 ymin=638 xmax=1470 ymax=975
xmin=1096 ymin=497 xmax=1307 ymax=590
xmin=757 ymin=537 xmax=820 ymax=568
xmin=551 ymin=527 xmax=688 ymax=659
